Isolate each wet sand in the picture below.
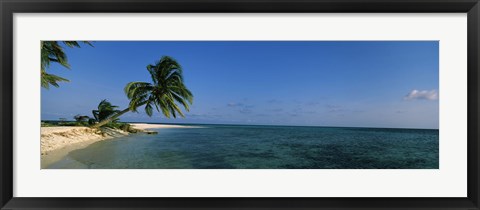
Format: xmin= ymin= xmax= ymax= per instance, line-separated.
xmin=41 ymin=123 xmax=194 ymax=168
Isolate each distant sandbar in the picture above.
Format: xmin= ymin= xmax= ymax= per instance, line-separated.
xmin=130 ymin=123 xmax=202 ymax=130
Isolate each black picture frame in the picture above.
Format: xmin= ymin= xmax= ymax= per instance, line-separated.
xmin=1 ymin=0 xmax=479 ymax=209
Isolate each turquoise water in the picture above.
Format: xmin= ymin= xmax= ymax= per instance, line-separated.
xmin=46 ymin=125 xmax=439 ymax=169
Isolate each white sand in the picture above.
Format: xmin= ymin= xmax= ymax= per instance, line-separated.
xmin=41 ymin=124 xmax=195 ymax=155
xmin=41 ymin=123 xmax=198 ymax=168
xmin=130 ymin=123 xmax=199 ymax=129
xmin=41 ymin=123 xmax=195 ymax=154
xmin=41 ymin=126 xmax=128 ymax=155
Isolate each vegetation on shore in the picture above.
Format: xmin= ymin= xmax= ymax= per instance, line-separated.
xmin=41 ymin=120 xmax=135 ymax=131
xmin=42 ymin=100 xmax=133 ymax=131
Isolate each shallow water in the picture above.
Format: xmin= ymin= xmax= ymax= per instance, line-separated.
xmin=44 ymin=125 xmax=439 ymax=169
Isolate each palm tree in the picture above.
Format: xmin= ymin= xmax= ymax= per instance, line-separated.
xmin=74 ymin=114 xmax=90 ymax=122
xmin=93 ymin=56 xmax=193 ymax=128
xmin=41 ymin=41 xmax=93 ymax=89
xmin=92 ymin=99 xmax=121 ymax=123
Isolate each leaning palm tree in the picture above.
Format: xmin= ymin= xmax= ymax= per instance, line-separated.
xmin=93 ymin=56 xmax=193 ymax=128
xmin=74 ymin=114 xmax=90 ymax=122
xmin=41 ymin=41 xmax=93 ymax=89
xmin=92 ymin=99 xmax=121 ymax=123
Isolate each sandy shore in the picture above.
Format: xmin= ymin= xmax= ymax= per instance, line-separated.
xmin=41 ymin=126 xmax=129 ymax=155
xmin=41 ymin=124 xmax=194 ymax=154
xmin=41 ymin=123 xmax=198 ymax=168
xmin=41 ymin=123 xmax=195 ymax=155
xmin=41 ymin=126 xmax=131 ymax=168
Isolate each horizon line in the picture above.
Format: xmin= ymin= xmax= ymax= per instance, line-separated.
xmin=41 ymin=119 xmax=439 ymax=130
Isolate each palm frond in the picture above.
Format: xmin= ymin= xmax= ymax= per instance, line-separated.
xmin=41 ymin=41 xmax=93 ymax=89
xmin=41 ymin=71 xmax=70 ymax=89
xmin=145 ymin=102 xmax=154 ymax=116
xmin=92 ymin=99 xmax=121 ymax=122
xmin=124 ymin=82 xmax=152 ymax=99
xmin=123 ymin=56 xmax=193 ymax=119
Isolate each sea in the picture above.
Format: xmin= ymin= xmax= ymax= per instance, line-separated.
xmin=44 ymin=124 xmax=439 ymax=169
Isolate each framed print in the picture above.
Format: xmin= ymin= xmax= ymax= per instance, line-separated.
xmin=1 ymin=0 xmax=479 ymax=209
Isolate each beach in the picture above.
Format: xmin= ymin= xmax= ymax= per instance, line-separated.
xmin=40 ymin=123 xmax=195 ymax=168
xmin=41 ymin=127 xmax=127 ymax=155
xmin=40 ymin=126 xmax=128 ymax=168
xmin=41 ymin=124 xmax=193 ymax=153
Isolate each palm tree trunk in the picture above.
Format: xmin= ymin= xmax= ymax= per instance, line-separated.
xmin=92 ymin=107 xmax=131 ymax=128
xmin=92 ymin=101 xmax=147 ymax=128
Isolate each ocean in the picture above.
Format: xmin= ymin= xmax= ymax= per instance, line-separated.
xmin=45 ymin=124 xmax=439 ymax=169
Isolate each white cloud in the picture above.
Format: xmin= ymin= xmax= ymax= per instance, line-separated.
xmin=404 ymin=89 xmax=438 ymax=101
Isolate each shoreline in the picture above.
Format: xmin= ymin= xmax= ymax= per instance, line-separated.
xmin=41 ymin=126 xmax=129 ymax=155
xmin=41 ymin=123 xmax=194 ymax=168
xmin=41 ymin=123 xmax=194 ymax=154
xmin=41 ymin=126 xmax=129 ymax=168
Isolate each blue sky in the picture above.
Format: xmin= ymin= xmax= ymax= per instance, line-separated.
xmin=41 ymin=41 xmax=439 ymax=129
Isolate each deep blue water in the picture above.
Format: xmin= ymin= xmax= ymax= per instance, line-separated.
xmin=47 ymin=125 xmax=439 ymax=169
